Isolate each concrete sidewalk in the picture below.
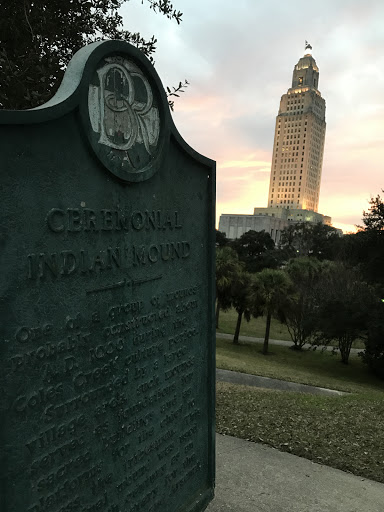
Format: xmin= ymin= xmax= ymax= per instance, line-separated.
xmin=206 ymin=434 xmax=384 ymax=512
xmin=216 ymin=368 xmax=347 ymax=396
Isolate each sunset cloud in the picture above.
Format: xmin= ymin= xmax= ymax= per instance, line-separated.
xmin=220 ymin=159 xmax=271 ymax=170
xmin=122 ymin=0 xmax=384 ymax=232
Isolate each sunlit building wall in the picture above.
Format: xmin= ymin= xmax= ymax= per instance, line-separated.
xmin=268 ymin=52 xmax=326 ymax=212
xmin=218 ymin=207 xmax=334 ymax=242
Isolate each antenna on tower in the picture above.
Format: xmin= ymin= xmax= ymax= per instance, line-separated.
xmin=305 ymin=40 xmax=313 ymax=51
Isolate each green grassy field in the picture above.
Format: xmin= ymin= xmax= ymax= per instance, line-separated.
xmin=216 ymin=336 xmax=384 ymax=483
xmin=217 ymin=307 xmax=365 ymax=349
xmin=216 ymin=337 xmax=378 ymax=393
xmin=217 ymin=307 xmax=290 ymax=340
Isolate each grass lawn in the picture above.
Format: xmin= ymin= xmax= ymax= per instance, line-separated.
xmin=217 ymin=307 xmax=290 ymax=340
xmin=217 ymin=307 xmax=365 ymax=349
xmin=216 ymin=337 xmax=379 ymax=393
xmin=216 ymin=336 xmax=384 ymax=483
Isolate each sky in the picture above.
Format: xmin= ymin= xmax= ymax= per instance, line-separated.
xmin=121 ymin=0 xmax=384 ymax=233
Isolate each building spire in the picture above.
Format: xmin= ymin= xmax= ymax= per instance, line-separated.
xmin=267 ymin=50 xmax=326 ymax=212
xmin=305 ymin=40 xmax=312 ymax=51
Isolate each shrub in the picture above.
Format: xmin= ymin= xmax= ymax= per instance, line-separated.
xmin=360 ymin=301 xmax=384 ymax=379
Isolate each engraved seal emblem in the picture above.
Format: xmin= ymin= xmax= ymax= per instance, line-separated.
xmin=87 ymin=56 xmax=162 ymax=182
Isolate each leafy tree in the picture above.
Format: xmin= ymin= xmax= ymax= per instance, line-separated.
xmin=341 ymin=193 xmax=384 ymax=291
xmin=336 ymin=231 xmax=384 ymax=290
xmin=284 ymin=257 xmax=323 ymax=350
xmin=250 ymin=269 xmax=292 ymax=355
xmin=272 ymin=245 xmax=297 ymax=267
xmin=215 ymin=246 xmax=243 ymax=329
xmin=0 ymin=0 xmax=183 ymax=109
xmin=232 ymin=230 xmax=275 ymax=273
xmin=216 ymin=230 xmax=229 ymax=247
xmin=280 ymin=222 xmax=340 ymax=260
xmin=315 ymin=263 xmax=373 ymax=364
xmin=280 ymin=222 xmax=312 ymax=254
xmin=354 ymin=192 xmax=384 ymax=373
xmin=360 ymin=191 xmax=384 ymax=231
xmin=360 ymin=299 xmax=384 ymax=379
xmin=310 ymin=223 xmax=342 ymax=260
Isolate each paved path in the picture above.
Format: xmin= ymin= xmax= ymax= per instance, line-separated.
xmin=217 ymin=332 xmax=361 ymax=354
xmin=206 ymin=434 xmax=384 ymax=512
xmin=216 ymin=368 xmax=347 ymax=396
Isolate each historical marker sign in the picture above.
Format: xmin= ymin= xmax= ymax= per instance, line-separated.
xmin=0 ymin=41 xmax=215 ymax=512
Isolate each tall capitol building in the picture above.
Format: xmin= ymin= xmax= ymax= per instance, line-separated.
xmin=218 ymin=46 xmax=337 ymax=241
xmin=268 ymin=50 xmax=326 ymax=211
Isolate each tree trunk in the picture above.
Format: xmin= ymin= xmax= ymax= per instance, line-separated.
xmin=216 ymin=301 xmax=220 ymax=329
xmin=233 ymin=310 xmax=243 ymax=344
xmin=339 ymin=335 xmax=352 ymax=365
xmin=263 ymin=311 xmax=272 ymax=355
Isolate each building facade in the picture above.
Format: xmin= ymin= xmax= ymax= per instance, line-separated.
xmin=218 ymin=207 xmax=332 ymax=243
xmin=267 ymin=52 xmax=326 ymax=212
xmin=218 ymin=48 xmax=339 ymax=241
xmin=218 ymin=212 xmax=287 ymax=244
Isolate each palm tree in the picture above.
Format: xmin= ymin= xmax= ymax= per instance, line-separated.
xmin=215 ymin=246 xmax=242 ymax=328
xmin=250 ymin=268 xmax=292 ymax=355
xmin=230 ymin=270 xmax=252 ymax=344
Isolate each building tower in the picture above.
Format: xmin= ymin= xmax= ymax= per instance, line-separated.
xmin=267 ymin=50 xmax=326 ymax=212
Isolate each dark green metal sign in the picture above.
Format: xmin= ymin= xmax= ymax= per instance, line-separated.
xmin=0 ymin=41 xmax=215 ymax=512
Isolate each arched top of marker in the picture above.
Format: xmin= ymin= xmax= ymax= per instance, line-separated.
xmin=0 ymin=40 xmax=213 ymax=183
xmin=50 ymin=40 xmax=168 ymax=182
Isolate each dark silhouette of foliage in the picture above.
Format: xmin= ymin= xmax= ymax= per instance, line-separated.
xmin=232 ymin=230 xmax=275 ymax=273
xmin=342 ymin=192 xmax=384 ymax=291
xmin=359 ymin=191 xmax=384 ymax=232
xmin=336 ymin=231 xmax=384 ymax=291
xmin=0 ymin=0 xmax=182 ymax=109
xmin=284 ymin=257 xmax=324 ymax=350
xmin=360 ymin=300 xmax=384 ymax=379
xmin=315 ymin=264 xmax=374 ymax=364
xmin=215 ymin=246 xmax=242 ymax=328
xmin=216 ymin=230 xmax=229 ymax=247
xmin=280 ymin=222 xmax=340 ymax=260
xmin=166 ymin=79 xmax=189 ymax=111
